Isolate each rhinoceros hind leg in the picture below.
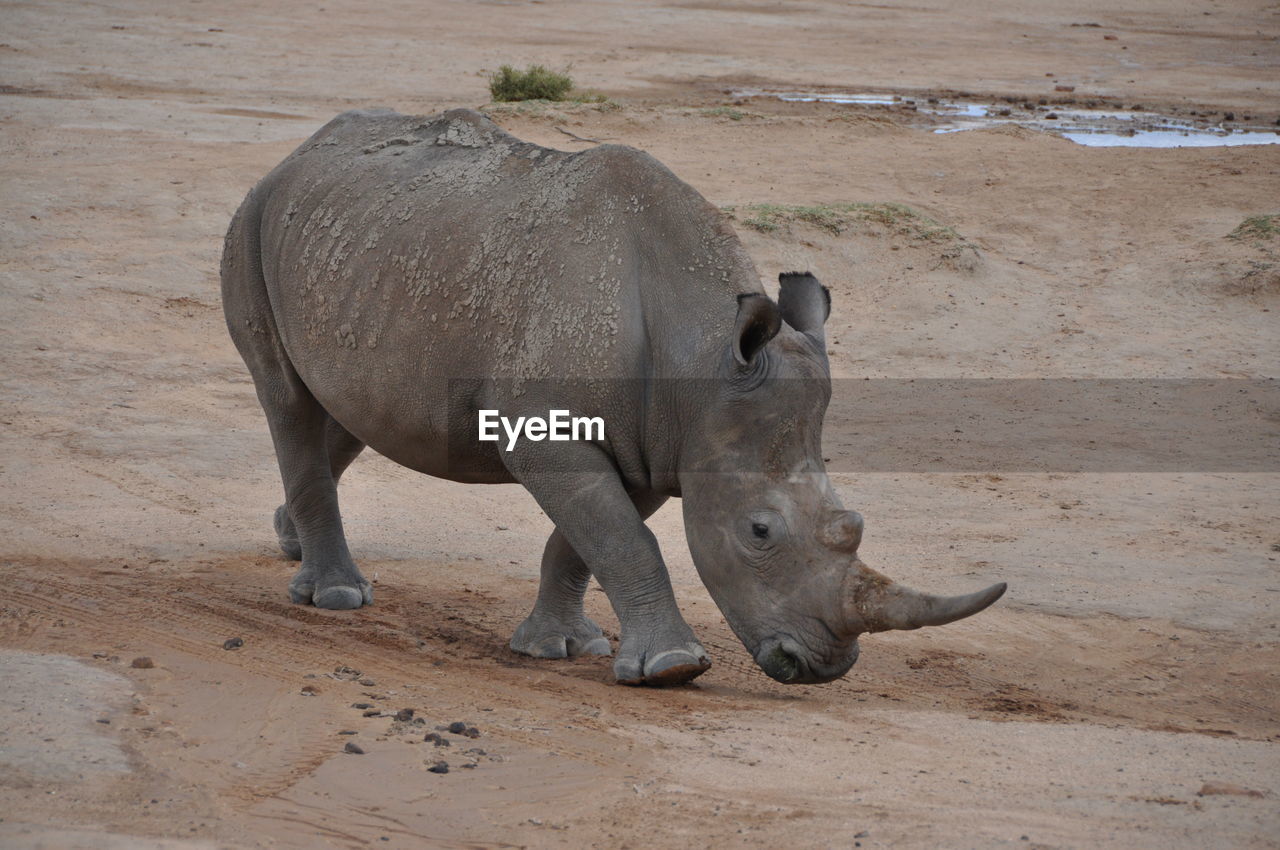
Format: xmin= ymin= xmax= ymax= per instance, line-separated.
xmin=273 ymin=417 xmax=366 ymax=561
xmin=259 ymin=385 xmax=370 ymax=610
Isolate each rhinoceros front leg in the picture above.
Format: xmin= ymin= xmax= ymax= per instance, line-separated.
xmin=504 ymin=446 xmax=709 ymax=686
xmin=510 ymin=490 xmax=669 ymax=660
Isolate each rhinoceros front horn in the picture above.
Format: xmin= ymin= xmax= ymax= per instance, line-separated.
xmin=848 ymin=564 xmax=1007 ymax=633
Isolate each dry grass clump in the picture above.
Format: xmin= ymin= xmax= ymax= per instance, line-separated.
xmin=1229 ymin=214 xmax=1279 ymax=242
xmin=722 ymin=201 xmax=963 ymax=243
xmin=488 ymin=65 xmax=575 ymax=102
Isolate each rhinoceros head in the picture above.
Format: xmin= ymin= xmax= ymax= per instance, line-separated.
xmin=679 ymin=272 xmax=1006 ymax=684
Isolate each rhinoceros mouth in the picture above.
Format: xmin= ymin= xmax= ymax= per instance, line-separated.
xmin=753 ymin=635 xmax=859 ymax=685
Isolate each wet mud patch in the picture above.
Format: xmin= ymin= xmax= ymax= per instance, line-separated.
xmin=732 ymin=88 xmax=1280 ymax=147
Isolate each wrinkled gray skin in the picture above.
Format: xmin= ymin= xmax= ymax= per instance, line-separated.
xmin=221 ymin=108 xmax=1005 ymax=686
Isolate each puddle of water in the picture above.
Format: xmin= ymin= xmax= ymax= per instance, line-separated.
xmin=1062 ymin=129 xmax=1280 ymax=148
xmin=735 ymin=89 xmax=1280 ymax=148
xmin=775 ymin=92 xmax=897 ymax=106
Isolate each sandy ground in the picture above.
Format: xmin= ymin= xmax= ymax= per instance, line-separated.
xmin=2 ymin=1 xmax=1279 ymax=847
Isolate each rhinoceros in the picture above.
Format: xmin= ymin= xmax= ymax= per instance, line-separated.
xmin=221 ymin=107 xmax=1005 ymax=686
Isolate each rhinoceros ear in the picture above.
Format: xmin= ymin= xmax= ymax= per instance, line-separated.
xmin=733 ymin=293 xmax=781 ymax=367
xmin=777 ymin=272 xmax=830 ymax=337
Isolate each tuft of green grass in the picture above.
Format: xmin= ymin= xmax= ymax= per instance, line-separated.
xmin=700 ymin=106 xmax=749 ymax=121
xmin=721 ymin=201 xmax=964 ymax=243
xmin=488 ymin=65 xmax=575 ymax=102
xmin=1229 ymin=214 xmax=1280 ymax=242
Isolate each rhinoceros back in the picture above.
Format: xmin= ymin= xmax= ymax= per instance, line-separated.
xmin=233 ymin=107 xmax=758 ymax=477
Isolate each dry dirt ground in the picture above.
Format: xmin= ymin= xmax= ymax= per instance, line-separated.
xmin=2 ymin=1 xmax=1278 ymax=848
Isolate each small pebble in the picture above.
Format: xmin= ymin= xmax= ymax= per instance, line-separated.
xmin=352 ymin=703 xmax=373 ymax=710
xmin=301 ymin=685 xmax=319 ymax=695
xmin=130 ymin=657 xmax=154 ymax=669
xmin=463 ymin=726 xmax=481 ymax=738
xmin=344 ymin=742 xmax=365 ymax=755
xmin=358 ymin=678 xmax=376 ymax=686
xmin=222 ymin=637 xmax=244 ymax=650
xmin=428 ymin=761 xmax=449 ymax=774
xmin=394 ymin=708 xmax=415 ymax=722
xmin=424 ymin=733 xmax=450 ymax=747
xmin=363 ymin=709 xmax=381 ymax=717
xmin=447 ymin=721 xmax=468 ymax=734
xmin=339 ymin=730 xmax=358 ymax=735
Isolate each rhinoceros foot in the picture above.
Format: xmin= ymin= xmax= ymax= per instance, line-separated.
xmin=273 ymin=504 xmax=302 ymax=561
xmin=288 ymin=563 xmax=373 ymax=610
xmin=614 ymin=635 xmax=711 ymax=687
xmin=510 ymin=614 xmax=612 ymax=659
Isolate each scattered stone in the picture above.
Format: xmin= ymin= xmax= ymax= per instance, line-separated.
xmin=339 ymin=730 xmax=358 ymax=735
xmin=1223 ymin=112 xmax=1235 ymax=122
xmin=344 ymin=741 xmax=365 ymax=755
xmin=1198 ymin=781 xmax=1265 ymax=798
xmin=465 ymin=747 xmax=486 ymax=756
xmin=427 ymin=761 xmax=449 ymax=774
xmin=528 ymin=818 xmax=543 ymax=826
xmin=363 ymin=709 xmax=381 ymax=717
xmin=222 ymin=637 xmax=244 ymax=650
xmin=301 ymin=685 xmax=319 ymax=696
xmin=424 ymin=733 xmax=450 ymax=747
xmin=463 ymin=726 xmax=481 ymax=738
xmin=1045 ymin=112 xmax=1059 ymax=120
xmin=96 ymin=718 xmax=111 ymax=724
xmin=462 ymin=762 xmax=477 ymax=769
xmin=130 ymin=657 xmax=155 ymax=669
xmin=352 ymin=702 xmax=373 ymax=710
xmin=394 ymin=708 xmax=415 ymax=722
xmin=1054 ymin=85 xmax=1075 ymax=92
xmin=358 ymin=678 xmax=376 ymax=686
xmin=447 ymin=721 xmax=468 ymax=734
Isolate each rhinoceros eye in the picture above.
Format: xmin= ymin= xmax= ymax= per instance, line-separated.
xmin=751 ymin=522 xmax=770 ymax=540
